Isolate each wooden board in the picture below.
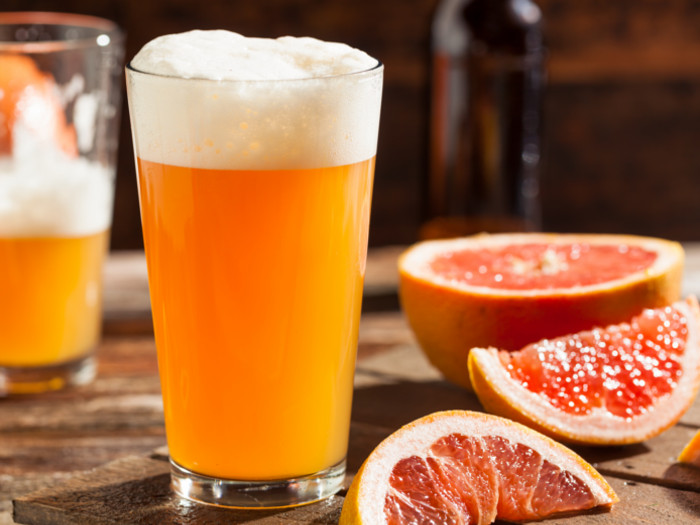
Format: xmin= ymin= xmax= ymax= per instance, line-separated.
xmin=10 ymin=330 xmax=700 ymax=524
xmin=7 ymin=247 xmax=700 ymax=524
xmin=12 ymin=451 xmax=700 ymax=525
xmin=12 ymin=455 xmax=343 ymax=525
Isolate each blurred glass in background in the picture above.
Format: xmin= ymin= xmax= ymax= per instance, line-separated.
xmin=0 ymin=12 xmax=124 ymax=394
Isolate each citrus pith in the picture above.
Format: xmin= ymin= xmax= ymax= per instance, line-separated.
xmin=469 ymin=297 xmax=700 ymax=445
xmin=339 ymin=410 xmax=617 ymax=525
xmin=398 ymin=233 xmax=684 ymax=390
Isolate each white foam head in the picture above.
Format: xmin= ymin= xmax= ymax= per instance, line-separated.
xmin=0 ymin=149 xmax=113 ymax=238
xmin=127 ymin=30 xmax=383 ymax=170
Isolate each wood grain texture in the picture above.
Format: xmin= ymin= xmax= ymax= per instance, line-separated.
xmin=12 ymin=455 xmax=700 ymax=525
xmin=10 ymin=334 xmax=700 ymax=524
xmin=542 ymin=80 xmax=700 ymax=239
xmin=540 ymin=0 xmax=700 ymax=82
xmin=12 ymin=455 xmax=342 ymax=525
xmin=7 ymin=246 xmax=700 ymax=524
xmin=531 ymin=476 xmax=700 ymax=525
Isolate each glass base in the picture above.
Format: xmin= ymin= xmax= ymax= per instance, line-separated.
xmin=170 ymin=458 xmax=346 ymax=508
xmin=0 ymin=353 xmax=96 ymax=395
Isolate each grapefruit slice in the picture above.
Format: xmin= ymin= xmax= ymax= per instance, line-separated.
xmin=398 ymin=233 xmax=684 ymax=390
xmin=0 ymin=54 xmax=77 ymax=156
xmin=678 ymin=429 xmax=700 ymax=466
xmin=469 ymin=297 xmax=700 ymax=445
xmin=339 ymin=410 xmax=618 ymax=525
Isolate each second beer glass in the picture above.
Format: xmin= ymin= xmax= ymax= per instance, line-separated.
xmin=126 ymin=31 xmax=383 ymax=508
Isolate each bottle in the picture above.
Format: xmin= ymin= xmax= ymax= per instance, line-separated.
xmin=423 ymin=0 xmax=545 ymax=239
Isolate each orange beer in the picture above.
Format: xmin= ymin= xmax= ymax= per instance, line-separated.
xmin=127 ymin=29 xmax=382 ymax=506
xmin=0 ymin=232 xmax=108 ymax=368
xmin=138 ymin=158 xmax=374 ymax=479
xmin=0 ymin=13 xmax=122 ymax=394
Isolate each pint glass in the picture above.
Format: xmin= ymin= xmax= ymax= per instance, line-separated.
xmin=0 ymin=13 xmax=123 ymax=394
xmin=126 ymin=32 xmax=383 ymax=507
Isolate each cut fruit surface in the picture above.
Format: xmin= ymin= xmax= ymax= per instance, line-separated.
xmin=398 ymin=233 xmax=684 ymax=389
xmin=339 ymin=410 xmax=617 ymax=525
xmin=679 ymin=429 xmax=700 ymax=466
xmin=469 ymin=297 xmax=700 ymax=445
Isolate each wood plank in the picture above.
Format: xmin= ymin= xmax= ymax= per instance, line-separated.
xmin=101 ymin=253 xmax=150 ymax=315
xmin=8 ymin=364 xmax=700 ymax=523
xmin=363 ymin=245 xmax=402 ymax=297
xmin=12 ymin=452 xmax=700 ymax=525
xmin=96 ymin=337 xmax=159 ymax=378
xmin=0 ymin=387 xmax=163 ymax=434
xmin=356 ymin=311 xmax=416 ymax=364
xmin=0 ymin=430 xmax=165 ymax=476
xmin=0 ymin=339 xmax=162 ymax=435
xmin=540 ymin=0 xmax=700 ymax=82
xmin=525 ymin=475 xmax=700 ymax=525
xmin=543 ymin=80 xmax=700 ymax=241
xmin=573 ymin=424 xmax=700 ymax=494
xmin=682 ymin=400 xmax=700 ymax=427
xmin=12 ymin=455 xmax=343 ymax=525
xmin=1 ymin=473 xmax=74 ymax=525
xmin=10 ymin=245 xmax=700 ymax=524
xmin=106 ymin=376 xmax=673 ymax=489
xmin=353 ymin=363 xmax=480 ymax=430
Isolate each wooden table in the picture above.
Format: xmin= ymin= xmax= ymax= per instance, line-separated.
xmin=3 ymin=245 xmax=700 ymax=524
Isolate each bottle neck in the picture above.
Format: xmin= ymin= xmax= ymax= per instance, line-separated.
xmin=461 ymin=0 xmax=543 ymax=56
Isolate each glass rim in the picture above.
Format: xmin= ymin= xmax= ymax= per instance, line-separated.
xmin=0 ymin=11 xmax=123 ymax=52
xmin=126 ymin=58 xmax=383 ymax=84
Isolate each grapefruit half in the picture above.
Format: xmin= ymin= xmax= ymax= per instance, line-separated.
xmin=469 ymin=297 xmax=700 ymax=445
xmin=398 ymin=233 xmax=684 ymax=390
xmin=339 ymin=410 xmax=617 ymax=525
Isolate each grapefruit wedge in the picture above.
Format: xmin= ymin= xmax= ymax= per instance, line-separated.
xmin=469 ymin=297 xmax=700 ymax=445
xmin=678 ymin=429 xmax=700 ymax=466
xmin=339 ymin=410 xmax=618 ymax=525
xmin=398 ymin=233 xmax=684 ymax=390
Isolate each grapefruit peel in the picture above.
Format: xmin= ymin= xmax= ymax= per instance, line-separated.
xmin=398 ymin=233 xmax=684 ymax=390
xmin=340 ymin=410 xmax=618 ymax=525
xmin=468 ymin=297 xmax=700 ymax=446
xmin=678 ymin=429 xmax=700 ymax=466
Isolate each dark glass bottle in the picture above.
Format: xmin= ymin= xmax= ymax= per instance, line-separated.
xmin=423 ymin=0 xmax=545 ymax=239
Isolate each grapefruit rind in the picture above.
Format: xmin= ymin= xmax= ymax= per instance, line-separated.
xmin=339 ymin=410 xmax=618 ymax=525
xmin=398 ymin=233 xmax=684 ymax=390
xmin=678 ymin=429 xmax=700 ymax=466
xmin=468 ymin=297 xmax=700 ymax=446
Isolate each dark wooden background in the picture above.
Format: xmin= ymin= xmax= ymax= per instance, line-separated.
xmin=6 ymin=0 xmax=700 ymax=247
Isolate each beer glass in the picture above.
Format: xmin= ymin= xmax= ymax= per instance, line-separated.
xmin=126 ymin=34 xmax=383 ymax=507
xmin=0 ymin=12 xmax=123 ymax=394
